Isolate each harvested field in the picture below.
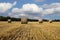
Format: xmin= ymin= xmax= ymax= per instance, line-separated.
xmin=0 ymin=21 xmax=60 ymax=40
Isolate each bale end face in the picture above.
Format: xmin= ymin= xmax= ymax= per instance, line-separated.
xmin=8 ymin=19 xmax=11 ymax=23
xmin=39 ymin=19 xmax=43 ymax=23
xmin=21 ymin=17 xmax=28 ymax=24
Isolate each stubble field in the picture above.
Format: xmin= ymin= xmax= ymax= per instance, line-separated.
xmin=0 ymin=21 xmax=60 ymax=40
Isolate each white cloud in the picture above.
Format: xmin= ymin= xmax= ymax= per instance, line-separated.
xmin=19 ymin=13 xmax=26 ymax=16
xmin=42 ymin=3 xmax=60 ymax=8
xmin=8 ymin=3 xmax=60 ymax=19
xmin=41 ymin=3 xmax=60 ymax=14
xmin=22 ymin=4 xmax=43 ymax=13
xmin=0 ymin=1 xmax=17 ymax=13
xmin=12 ymin=8 xmax=23 ymax=13
xmin=32 ymin=16 xmax=40 ymax=19
xmin=42 ymin=8 xmax=55 ymax=14
xmin=9 ymin=3 xmax=43 ymax=19
xmin=12 ymin=4 xmax=43 ymax=13
xmin=55 ymin=7 xmax=60 ymax=12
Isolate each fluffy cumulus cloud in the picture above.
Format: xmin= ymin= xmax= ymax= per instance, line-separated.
xmin=41 ymin=3 xmax=60 ymax=14
xmin=0 ymin=1 xmax=16 ymax=13
xmin=42 ymin=8 xmax=55 ymax=14
xmin=8 ymin=3 xmax=60 ymax=19
xmin=12 ymin=8 xmax=23 ymax=13
xmin=22 ymin=4 xmax=43 ymax=13
xmin=9 ymin=4 xmax=43 ymax=19
xmin=42 ymin=3 xmax=60 ymax=8
xmin=12 ymin=4 xmax=43 ymax=13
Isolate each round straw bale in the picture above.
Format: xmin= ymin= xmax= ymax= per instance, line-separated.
xmin=21 ymin=17 xmax=28 ymax=24
xmin=8 ymin=19 xmax=11 ymax=23
xmin=49 ymin=20 xmax=52 ymax=23
xmin=39 ymin=19 xmax=43 ymax=23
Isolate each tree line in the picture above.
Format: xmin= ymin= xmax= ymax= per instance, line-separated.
xmin=0 ymin=16 xmax=60 ymax=22
xmin=0 ymin=16 xmax=20 ymax=21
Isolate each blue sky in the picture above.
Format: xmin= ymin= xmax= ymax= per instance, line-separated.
xmin=0 ymin=0 xmax=60 ymax=19
xmin=0 ymin=0 xmax=60 ymax=7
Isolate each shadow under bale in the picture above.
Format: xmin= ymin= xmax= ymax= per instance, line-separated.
xmin=49 ymin=20 xmax=53 ymax=23
xmin=21 ymin=17 xmax=28 ymax=24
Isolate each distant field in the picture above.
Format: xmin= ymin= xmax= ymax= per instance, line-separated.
xmin=0 ymin=21 xmax=60 ymax=40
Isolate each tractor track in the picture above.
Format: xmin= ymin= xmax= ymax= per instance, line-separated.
xmin=0 ymin=25 xmax=49 ymax=40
